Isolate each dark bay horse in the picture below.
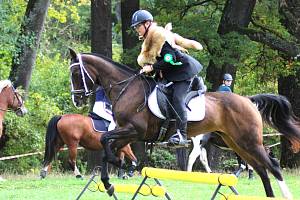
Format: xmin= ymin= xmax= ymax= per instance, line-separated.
xmin=68 ymin=49 xmax=300 ymax=199
xmin=0 ymin=80 xmax=27 ymax=138
xmin=40 ymin=114 xmax=137 ymax=179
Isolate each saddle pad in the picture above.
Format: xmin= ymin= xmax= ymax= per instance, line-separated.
xmin=90 ymin=118 xmax=108 ymax=132
xmin=148 ymin=87 xmax=205 ymax=121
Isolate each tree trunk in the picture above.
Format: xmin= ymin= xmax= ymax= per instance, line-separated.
xmin=91 ymin=0 xmax=112 ymax=56
xmin=87 ymin=0 xmax=112 ymax=171
xmin=9 ymin=0 xmax=50 ymax=94
xmin=277 ymin=0 xmax=300 ymax=168
xmin=278 ymin=75 xmax=300 ymax=168
xmin=121 ymin=0 xmax=139 ymax=67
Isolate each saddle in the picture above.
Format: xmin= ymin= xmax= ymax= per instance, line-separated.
xmin=148 ymin=76 xmax=206 ymax=122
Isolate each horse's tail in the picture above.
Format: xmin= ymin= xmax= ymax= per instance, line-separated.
xmin=249 ymin=94 xmax=300 ymax=153
xmin=42 ymin=115 xmax=62 ymax=166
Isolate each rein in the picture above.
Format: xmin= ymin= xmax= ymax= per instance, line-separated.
xmin=105 ymin=73 xmax=151 ymax=112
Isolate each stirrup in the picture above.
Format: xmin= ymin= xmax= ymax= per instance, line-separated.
xmin=167 ymin=131 xmax=188 ymax=146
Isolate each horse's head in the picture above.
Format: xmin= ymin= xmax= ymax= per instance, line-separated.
xmin=10 ymin=88 xmax=27 ymax=117
xmin=69 ymin=48 xmax=96 ymax=108
xmin=0 ymin=80 xmax=27 ymax=117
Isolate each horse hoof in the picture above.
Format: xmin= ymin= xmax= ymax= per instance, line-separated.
xmin=128 ymin=171 xmax=134 ymax=177
xmin=40 ymin=170 xmax=47 ymax=179
xmin=106 ymin=185 xmax=115 ymax=196
xmin=76 ymin=174 xmax=83 ymax=179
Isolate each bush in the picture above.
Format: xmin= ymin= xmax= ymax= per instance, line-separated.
xmin=148 ymin=148 xmax=177 ymax=169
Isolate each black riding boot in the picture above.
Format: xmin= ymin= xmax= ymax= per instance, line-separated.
xmin=168 ymin=121 xmax=188 ymax=146
xmin=168 ymin=80 xmax=190 ymax=146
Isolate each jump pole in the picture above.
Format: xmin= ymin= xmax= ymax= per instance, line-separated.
xmin=132 ymin=167 xmax=239 ymax=200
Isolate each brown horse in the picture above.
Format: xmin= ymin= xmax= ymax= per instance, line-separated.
xmin=40 ymin=114 xmax=137 ymax=179
xmin=0 ymin=80 xmax=27 ymax=138
xmin=68 ymin=49 xmax=300 ymax=199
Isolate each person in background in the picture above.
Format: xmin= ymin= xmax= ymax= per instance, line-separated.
xmin=217 ymin=73 xmax=233 ymax=92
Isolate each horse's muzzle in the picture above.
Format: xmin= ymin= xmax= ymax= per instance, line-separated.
xmin=16 ymin=107 xmax=28 ymax=117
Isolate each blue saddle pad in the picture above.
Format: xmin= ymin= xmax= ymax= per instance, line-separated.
xmin=89 ymin=112 xmax=109 ymax=132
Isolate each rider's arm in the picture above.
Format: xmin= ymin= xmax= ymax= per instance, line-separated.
xmin=152 ymin=43 xmax=178 ymax=70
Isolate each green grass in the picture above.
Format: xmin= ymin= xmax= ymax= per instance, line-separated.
xmin=0 ymin=169 xmax=299 ymax=200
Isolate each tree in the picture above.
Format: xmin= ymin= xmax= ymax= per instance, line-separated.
xmin=87 ymin=0 xmax=112 ymax=171
xmin=9 ymin=0 xmax=50 ymax=94
xmin=121 ymin=0 xmax=139 ymax=67
xmin=91 ymin=0 xmax=112 ymax=56
xmin=206 ymin=0 xmax=256 ymax=91
xmin=277 ymin=0 xmax=300 ymax=168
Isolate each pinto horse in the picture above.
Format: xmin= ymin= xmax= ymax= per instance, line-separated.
xmin=0 ymin=80 xmax=27 ymax=138
xmin=40 ymin=114 xmax=137 ymax=179
xmin=68 ymin=49 xmax=300 ymax=199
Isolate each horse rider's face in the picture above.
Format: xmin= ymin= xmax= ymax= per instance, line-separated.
xmin=135 ymin=21 xmax=151 ymax=38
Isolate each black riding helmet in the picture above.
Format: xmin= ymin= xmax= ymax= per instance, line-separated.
xmin=131 ymin=10 xmax=153 ymax=28
xmin=223 ymin=73 xmax=233 ymax=81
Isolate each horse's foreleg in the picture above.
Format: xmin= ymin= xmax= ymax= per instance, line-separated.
xmin=100 ymin=128 xmax=139 ymax=167
xmin=101 ymin=156 xmax=114 ymax=196
xmin=117 ymin=152 xmax=126 ymax=179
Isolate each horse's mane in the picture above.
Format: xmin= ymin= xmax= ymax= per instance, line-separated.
xmin=84 ymin=53 xmax=137 ymax=75
xmin=83 ymin=53 xmax=156 ymax=90
xmin=0 ymin=80 xmax=12 ymax=93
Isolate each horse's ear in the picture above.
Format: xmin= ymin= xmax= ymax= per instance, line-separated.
xmin=69 ymin=48 xmax=77 ymax=60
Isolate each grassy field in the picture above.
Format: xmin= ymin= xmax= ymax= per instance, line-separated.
xmin=0 ymin=169 xmax=299 ymax=200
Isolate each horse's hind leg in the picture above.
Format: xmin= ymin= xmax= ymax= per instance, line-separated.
xmin=40 ymin=138 xmax=64 ymax=179
xmin=248 ymin=145 xmax=292 ymax=199
xmin=67 ymin=143 xmax=82 ymax=179
xmin=221 ymin=133 xmax=276 ymax=197
xmin=227 ymin=135 xmax=292 ymax=199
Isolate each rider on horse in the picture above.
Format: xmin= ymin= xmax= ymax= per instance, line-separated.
xmin=131 ymin=10 xmax=203 ymax=145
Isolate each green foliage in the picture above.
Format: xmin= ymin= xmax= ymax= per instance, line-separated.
xmin=0 ymin=0 xmax=26 ymax=79
xmin=148 ymin=148 xmax=177 ymax=169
